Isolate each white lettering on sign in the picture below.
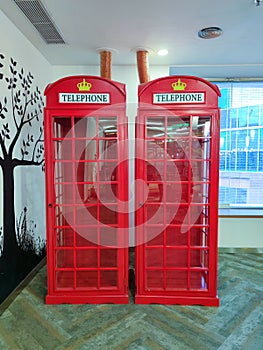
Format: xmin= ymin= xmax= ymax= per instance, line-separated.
xmin=59 ymin=93 xmax=110 ymax=103
xmin=153 ymin=92 xmax=205 ymax=104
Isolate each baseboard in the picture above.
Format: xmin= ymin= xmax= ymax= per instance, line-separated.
xmin=219 ymin=247 xmax=263 ymax=254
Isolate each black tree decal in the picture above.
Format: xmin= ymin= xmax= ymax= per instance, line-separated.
xmin=0 ymin=54 xmax=45 ymax=301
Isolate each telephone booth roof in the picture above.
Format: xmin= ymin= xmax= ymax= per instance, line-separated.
xmin=138 ymin=75 xmax=220 ymax=108
xmin=44 ymin=75 xmax=126 ymax=109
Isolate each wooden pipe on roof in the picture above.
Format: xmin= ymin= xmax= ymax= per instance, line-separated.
xmin=136 ymin=49 xmax=150 ymax=83
xmin=99 ymin=50 xmax=112 ymax=80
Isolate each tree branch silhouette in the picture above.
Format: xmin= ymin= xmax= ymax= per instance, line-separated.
xmin=0 ymin=53 xmax=45 ymax=263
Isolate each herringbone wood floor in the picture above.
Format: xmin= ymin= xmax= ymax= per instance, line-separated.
xmin=0 ymin=251 xmax=262 ymax=350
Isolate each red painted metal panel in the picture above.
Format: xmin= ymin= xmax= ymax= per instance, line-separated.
xmin=44 ymin=76 xmax=129 ymax=304
xmin=45 ymin=75 xmax=126 ymax=108
xmin=135 ymin=76 xmax=220 ymax=306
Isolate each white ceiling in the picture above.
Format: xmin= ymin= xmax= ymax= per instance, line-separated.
xmin=1 ymin=0 xmax=263 ymax=70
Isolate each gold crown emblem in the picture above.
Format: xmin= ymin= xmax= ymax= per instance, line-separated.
xmin=77 ymin=79 xmax=92 ymax=91
xmin=172 ymin=79 xmax=187 ymax=91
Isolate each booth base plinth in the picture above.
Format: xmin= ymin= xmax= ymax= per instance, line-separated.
xmin=135 ymin=295 xmax=220 ymax=307
xmin=46 ymin=294 xmax=129 ymax=305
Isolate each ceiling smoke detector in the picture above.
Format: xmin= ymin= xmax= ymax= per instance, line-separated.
xmin=198 ymin=27 xmax=223 ymax=39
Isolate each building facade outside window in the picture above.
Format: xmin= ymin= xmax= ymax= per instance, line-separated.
xmin=216 ymin=81 xmax=263 ymax=212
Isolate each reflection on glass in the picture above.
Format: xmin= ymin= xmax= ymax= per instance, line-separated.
xmin=190 ymin=227 xmax=204 ymax=246
xmin=165 ymin=182 xmax=184 ymax=203
xmin=146 ymin=248 xmax=163 ymax=267
xmin=100 ymin=271 xmax=118 ymax=287
xmin=99 ymin=206 xmax=118 ymax=225
xmin=100 ymin=227 xmax=118 ymax=246
xmin=75 ymin=139 xmax=96 ymax=163
xmin=55 ymin=184 xmax=73 ymax=204
xmin=99 ymin=162 xmax=118 ymax=182
xmin=55 ymin=206 xmax=63 ymax=227
xmin=56 ymin=228 xmax=74 ymax=247
xmin=166 ymin=248 xmax=188 ymax=267
xmin=166 ymin=226 xmax=188 ymax=246
xmin=191 ymin=182 xmax=210 ymax=205
xmin=147 ymin=183 xmax=163 ymax=202
xmin=76 ymin=271 xmax=98 ymax=288
xmin=167 ymin=204 xmax=188 ymax=225
xmin=76 ymin=161 xmax=97 ymax=185
xmin=54 ymin=140 xmax=62 ymax=160
xmin=76 ymin=249 xmax=97 ymax=268
xmin=146 ymin=117 xmax=165 ymax=138
xmin=74 ymin=117 xmax=96 ymax=138
xmin=56 ymin=271 xmax=74 ymax=289
xmin=56 ymin=250 xmax=74 ymax=268
xmin=146 ymin=270 xmax=164 ymax=289
xmin=200 ymin=206 xmax=209 ymax=226
xmin=76 ymin=205 xmax=98 ymax=225
xmin=55 ymin=162 xmax=73 ymax=182
xmin=192 ymin=139 xmax=210 ymax=160
xmin=167 ymin=117 xmax=190 ymax=138
xmin=54 ymin=118 xmax=71 ymax=138
xmin=54 ymin=140 xmax=72 ymax=160
xmin=190 ymin=271 xmax=208 ymax=290
xmin=166 ymin=139 xmax=187 ymax=159
xmin=76 ymin=228 xmax=98 ymax=247
xmin=147 ymin=162 xmax=164 ymax=182
xmin=98 ymin=117 xmax=117 ymax=137
xmin=99 ymin=138 xmax=117 ymax=160
xmin=146 ymin=204 xmax=164 ymax=223
xmin=191 ymin=161 xmax=210 ymax=182
xmin=100 ymin=249 xmax=117 ymax=267
xmin=190 ymin=249 xmax=201 ymax=267
xmin=166 ymin=160 xmax=189 ymax=181
xmin=166 ymin=270 xmax=188 ymax=290
xmin=146 ymin=140 xmax=165 ymax=159
xmin=146 ymin=229 xmax=164 ymax=246
xmin=99 ymin=184 xmax=118 ymax=203
xmin=78 ymin=184 xmax=98 ymax=204
xmin=192 ymin=117 xmax=210 ymax=137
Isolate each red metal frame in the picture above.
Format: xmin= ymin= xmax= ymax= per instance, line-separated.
xmin=135 ymin=76 xmax=220 ymax=306
xmin=44 ymin=76 xmax=129 ymax=304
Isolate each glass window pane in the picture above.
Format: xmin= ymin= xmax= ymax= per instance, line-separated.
xmin=76 ymin=249 xmax=97 ymax=268
xmin=75 ymin=139 xmax=96 ymax=162
xmin=74 ymin=117 xmax=96 ymax=138
xmin=167 ymin=117 xmax=190 ymax=138
xmin=54 ymin=117 xmax=72 ymax=138
xmin=98 ymin=117 xmax=117 ymax=138
xmin=76 ymin=271 xmax=98 ymax=288
xmin=216 ymin=81 xmax=263 ymax=210
xmin=146 ymin=117 xmax=165 ymax=138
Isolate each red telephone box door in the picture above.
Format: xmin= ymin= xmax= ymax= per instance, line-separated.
xmin=135 ymin=76 xmax=220 ymax=306
xmin=44 ymin=76 xmax=129 ymax=304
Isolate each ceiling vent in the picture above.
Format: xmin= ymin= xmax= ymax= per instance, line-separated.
xmin=198 ymin=27 xmax=223 ymax=39
xmin=13 ymin=0 xmax=65 ymax=44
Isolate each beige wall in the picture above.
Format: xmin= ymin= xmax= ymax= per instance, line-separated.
xmin=219 ymin=217 xmax=263 ymax=247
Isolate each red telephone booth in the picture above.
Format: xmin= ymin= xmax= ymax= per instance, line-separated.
xmin=135 ymin=76 xmax=220 ymax=306
xmin=44 ymin=76 xmax=129 ymax=304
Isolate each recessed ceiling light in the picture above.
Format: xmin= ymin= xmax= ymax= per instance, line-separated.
xmin=198 ymin=27 xmax=223 ymax=39
xmin=157 ymin=49 xmax=168 ymax=56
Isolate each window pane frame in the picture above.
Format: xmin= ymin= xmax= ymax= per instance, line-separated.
xmin=214 ymin=81 xmax=263 ymax=213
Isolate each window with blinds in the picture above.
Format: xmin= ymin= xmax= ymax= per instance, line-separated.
xmin=216 ymin=81 xmax=263 ymax=210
